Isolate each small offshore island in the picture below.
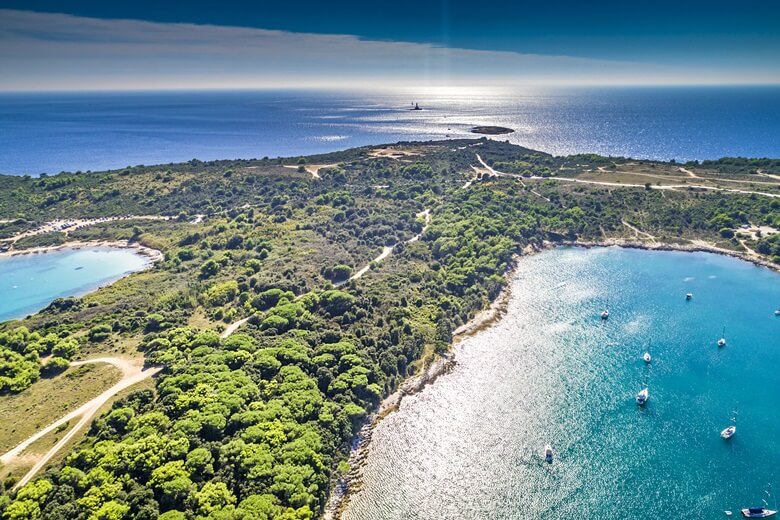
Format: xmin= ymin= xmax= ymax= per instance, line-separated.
xmin=0 ymin=138 xmax=779 ymax=519
xmin=470 ymin=126 xmax=515 ymax=135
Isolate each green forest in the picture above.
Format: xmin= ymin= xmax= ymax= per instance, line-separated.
xmin=0 ymin=139 xmax=778 ymax=519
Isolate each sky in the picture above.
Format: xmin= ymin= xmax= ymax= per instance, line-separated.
xmin=1 ymin=0 xmax=779 ymax=90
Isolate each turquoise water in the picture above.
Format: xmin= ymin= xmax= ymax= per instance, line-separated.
xmin=0 ymin=248 xmax=151 ymax=323
xmin=343 ymin=247 xmax=780 ymax=520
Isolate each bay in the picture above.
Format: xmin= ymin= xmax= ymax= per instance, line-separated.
xmin=0 ymin=247 xmax=152 ymax=322
xmin=343 ymin=247 xmax=780 ymax=520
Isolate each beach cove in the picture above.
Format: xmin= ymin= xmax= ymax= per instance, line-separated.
xmin=0 ymin=244 xmax=160 ymax=323
xmin=339 ymin=246 xmax=780 ymax=520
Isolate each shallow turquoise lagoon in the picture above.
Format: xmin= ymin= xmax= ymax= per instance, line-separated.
xmin=0 ymin=247 xmax=151 ymax=323
xmin=343 ymin=247 xmax=780 ymax=520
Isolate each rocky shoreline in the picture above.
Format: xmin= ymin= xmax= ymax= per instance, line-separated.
xmin=565 ymin=238 xmax=780 ymax=274
xmin=322 ymin=248 xmax=528 ymax=519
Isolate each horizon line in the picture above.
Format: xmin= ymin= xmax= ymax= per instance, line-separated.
xmin=2 ymin=82 xmax=780 ymax=95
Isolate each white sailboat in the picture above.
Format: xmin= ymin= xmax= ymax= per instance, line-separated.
xmin=741 ymin=483 xmax=777 ymax=518
xmin=643 ymin=352 xmax=652 ymax=363
xmin=718 ymin=327 xmax=727 ymax=347
xmin=636 ymin=387 xmax=649 ymax=406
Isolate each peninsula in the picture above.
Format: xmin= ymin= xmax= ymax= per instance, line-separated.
xmin=0 ymin=139 xmax=779 ymax=519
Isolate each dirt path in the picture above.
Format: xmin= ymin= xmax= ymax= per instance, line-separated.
xmin=530 ymin=175 xmax=780 ymax=198
xmin=0 ymin=357 xmax=161 ymax=490
xmin=757 ymin=170 xmax=780 ymax=182
xmin=622 ymin=220 xmax=658 ymax=243
xmin=222 ymin=209 xmax=433 ymax=339
xmin=408 ymin=209 xmax=432 ymax=243
xmin=470 ymin=155 xmax=780 ymax=199
xmin=282 ymin=163 xmax=338 ymax=180
xmin=475 ymin=155 xmax=550 ymax=201
xmin=220 ymin=317 xmax=250 ymax=339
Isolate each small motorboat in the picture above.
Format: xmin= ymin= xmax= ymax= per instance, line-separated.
xmin=600 ymin=309 xmax=609 ymax=320
xmin=721 ymin=425 xmax=736 ymax=439
xmin=636 ymin=388 xmax=649 ymax=406
xmin=643 ymin=352 xmax=652 ymax=363
xmin=774 ymin=309 xmax=780 ymax=316
xmin=741 ymin=508 xmax=777 ymax=518
xmin=544 ymin=445 xmax=553 ymax=464
xmin=686 ymin=293 xmax=693 ymax=300
xmin=718 ymin=327 xmax=727 ymax=347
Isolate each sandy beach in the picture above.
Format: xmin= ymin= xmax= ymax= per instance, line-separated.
xmin=0 ymin=239 xmax=164 ymax=264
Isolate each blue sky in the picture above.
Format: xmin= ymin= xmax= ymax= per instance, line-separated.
xmin=1 ymin=1 xmax=779 ymax=90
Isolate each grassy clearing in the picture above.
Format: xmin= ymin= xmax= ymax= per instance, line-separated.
xmin=0 ymin=363 xmax=121 ymax=453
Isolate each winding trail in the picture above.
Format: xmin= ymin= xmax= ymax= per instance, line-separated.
xmin=622 ymin=220 xmax=658 ymax=243
xmin=223 ymin=209 xmax=433 ymax=338
xmin=475 ymin=154 xmax=551 ymax=201
xmin=340 ymin=246 xmax=395 ymax=285
xmin=1 ymin=357 xmax=161 ymax=490
xmin=475 ymin=154 xmax=780 ymax=199
xmin=549 ymin=176 xmax=780 ymax=198
xmin=220 ymin=317 xmax=250 ymax=339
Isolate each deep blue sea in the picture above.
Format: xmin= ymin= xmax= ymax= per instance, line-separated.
xmin=343 ymin=247 xmax=780 ymax=520
xmin=1 ymin=87 xmax=780 ymax=175
xmin=0 ymin=248 xmax=151 ymax=322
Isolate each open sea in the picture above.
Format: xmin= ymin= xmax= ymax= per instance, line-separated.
xmin=342 ymin=247 xmax=780 ymax=520
xmin=0 ymin=248 xmax=151 ymax=322
xmin=1 ymin=87 xmax=780 ymax=175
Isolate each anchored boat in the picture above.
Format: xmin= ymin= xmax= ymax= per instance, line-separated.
xmin=718 ymin=327 xmax=727 ymax=347
xmin=741 ymin=508 xmax=777 ymax=518
xmin=722 ymin=406 xmax=738 ymax=439
xmin=742 ymin=484 xmax=777 ymax=518
xmin=636 ymin=388 xmax=649 ymax=406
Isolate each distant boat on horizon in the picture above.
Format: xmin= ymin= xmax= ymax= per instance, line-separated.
xmin=410 ymin=102 xmax=422 ymax=111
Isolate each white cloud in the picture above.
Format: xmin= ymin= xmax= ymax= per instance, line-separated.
xmin=0 ymin=9 xmax=776 ymax=90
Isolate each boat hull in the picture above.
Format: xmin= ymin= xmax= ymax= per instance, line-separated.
xmin=741 ymin=509 xmax=777 ymax=518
